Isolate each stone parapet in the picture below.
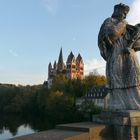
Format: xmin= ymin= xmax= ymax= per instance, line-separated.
xmin=92 ymin=110 xmax=140 ymax=140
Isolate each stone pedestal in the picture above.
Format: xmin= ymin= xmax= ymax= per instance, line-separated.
xmin=92 ymin=110 xmax=140 ymax=140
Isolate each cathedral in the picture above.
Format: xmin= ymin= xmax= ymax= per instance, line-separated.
xmin=48 ymin=48 xmax=84 ymax=88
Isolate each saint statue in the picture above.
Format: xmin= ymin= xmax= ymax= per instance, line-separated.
xmin=98 ymin=3 xmax=140 ymax=110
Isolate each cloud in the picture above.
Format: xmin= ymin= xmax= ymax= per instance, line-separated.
xmin=41 ymin=0 xmax=59 ymax=15
xmin=84 ymin=58 xmax=106 ymax=75
xmin=9 ymin=49 xmax=18 ymax=57
xmin=127 ymin=0 xmax=140 ymax=25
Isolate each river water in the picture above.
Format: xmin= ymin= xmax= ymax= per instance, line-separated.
xmin=0 ymin=125 xmax=35 ymax=140
xmin=0 ymin=115 xmax=54 ymax=140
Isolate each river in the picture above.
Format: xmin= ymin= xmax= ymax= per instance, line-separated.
xmin=0 ymin=125 xmax=35 ymax=140
xmin=0 ymin=115 xmax=54 ymax=140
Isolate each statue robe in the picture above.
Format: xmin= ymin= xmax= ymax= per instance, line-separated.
xmin=98 ymin=17 xmax=140 ymax=110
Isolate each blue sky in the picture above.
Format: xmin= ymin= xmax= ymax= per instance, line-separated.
xmin=0 ymin=0 xmax=138 ymax=85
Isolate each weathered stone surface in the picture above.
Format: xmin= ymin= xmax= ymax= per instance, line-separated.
xmin=93 ymin=110 xmax=140 ymax=125
xmin=108 ymin=88 xmax=140 ymax=110
xmin=114 ymin=125 xmax=135 ymax=140
xmin=93 ymin=110 xmax=140 ymax=140
xmin=57 ymin=122 xmax=113 ymax=140
xmin=10 ymin=129 xmax=86 ymax=140
xmin=11 ymin=122 xmax=114 ymax=140
xmin=65 ymin=133 xmax=89 ymax=140
xmin=89 ymin=125 xmax=114 ymax=140
xmin=98 ymin=3 xmax=140 ymax=110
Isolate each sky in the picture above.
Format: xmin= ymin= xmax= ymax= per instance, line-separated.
xmin=0 ymin=0 xmax=140 ymax=85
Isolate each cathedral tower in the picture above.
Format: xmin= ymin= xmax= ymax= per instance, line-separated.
xmin=66 ymin=51 xmax=77 ymax=79
xmin=57 ymin=48 xmax=65 ymax=72
xmin=76 ymin=54 xmax=84 ymax=79
xmin=47 ymin=48 xmax=84 ymax=88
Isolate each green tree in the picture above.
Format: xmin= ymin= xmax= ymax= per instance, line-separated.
xmin=51 ymin=74 xmax=68 ymax=92
xmin=83 ymin=74 xmax=106 ymax=92
xmin=45 ymin=91 xmax=79 ymax=123
xmin=79 ymin=99 xmax=102 ymax=120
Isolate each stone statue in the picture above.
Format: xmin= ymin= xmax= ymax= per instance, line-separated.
xmin=98 ymin=3 xmax=140 ymax=110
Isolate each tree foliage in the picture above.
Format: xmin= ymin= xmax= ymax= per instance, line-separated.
xmin=83 ymin=74 xmax=106 ymax=92
xmin=0 ymin=74 xmax=106 ymax=124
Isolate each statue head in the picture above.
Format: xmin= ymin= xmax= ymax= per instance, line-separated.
xmin=112 ymin=3 xmax=130 ymax=20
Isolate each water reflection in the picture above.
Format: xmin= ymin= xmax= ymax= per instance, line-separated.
xmin=0 ymin=125 xmax=34 ymax=140
xmin=0 ymin=114 xmax=54 ymax=140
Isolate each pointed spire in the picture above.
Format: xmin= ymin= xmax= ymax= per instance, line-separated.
xmin=48 ymin=62 xmax=52 ymax=69
xmin=67 ymin=51 xmax=75 ymax=63
xmin=48 ymin=62 xmax=52 ymax=79
xmin=58 ymin=48 xmax=64 ymax=65
xmin=76 ymin=53 xmax=82 ymax=62
xmin=53 ymin=60 xmax=57 ymax=70
xmin=78 ymin=53 xmax=82 ymax=59
xmin=57 ymin=48 xmax=64 ymax=71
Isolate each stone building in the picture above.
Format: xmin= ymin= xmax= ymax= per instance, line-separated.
xmin=48 ymin=48 xmax=84 ymax=88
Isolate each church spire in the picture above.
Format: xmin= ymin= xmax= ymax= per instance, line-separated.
xmin=58 ymin=48 xmax=63 ymax=65
xmin=57 ymin=48 xmax=64 ymax=71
